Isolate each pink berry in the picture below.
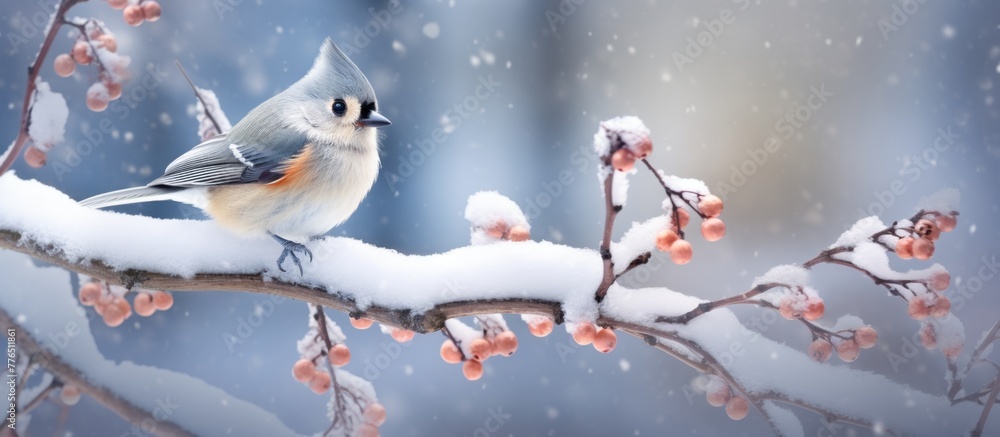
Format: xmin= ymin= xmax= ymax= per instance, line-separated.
xmin=23 ymin=147 xmax=47 ymax=168
xmin=349 ymin=318 xmax=374 ymax=330
xmin=141 ymin=1 xmax=162 ymax=21
xmin=803 ymin=299 xmax=824 ymax=321
xmin=363 ymin=402 xmax=387 ymax=426
xmin=469 ymin=338 xmax=492 ymax=361
xmin=79 ymin=282 xmax=102 ymax=306
xmin=123 ymin=4 xmax=144 ymax=26
xmin=725 ymin=396 xmax=749 ymax=420
xmin=705 ymin=383 xmax=730 ymax=407
xmin=914 ymin=219 xmax=941 ymax=241
xmin=632 ymin=136 xmax=653 ymax=158
xmin=492 ymin=331 xmax=518 ymax=356
xmin=908 ymin=295 xmax=930 ymax=320
xmin=152 ymin=290 xmax=173 ymax=310
xmin=935 ymin=214 xmax=957 ymax=233
xmin=355 ymin=424 xmax=380 ymax=437
xmin=655 ymin=229 xmax=678 ymax=252
xmin=675 ymin=208 xmax=691 ymax=229
xmin=895 ymin=237 xmax=915 ymax=259
xmin=668 ymin=240 xmax=693 ymax=265
xmin=485 ymin=221 xmax=507 ymax=239
xmin=506 ymin=225 xmax=530 ymax=242
xmin=60 ymin=385 xmax=81 ymax=405
xmin=930 ymin=295 xmax=951 ymax=318
xmin=943 ymin=343 xmax=963 ymax=360
xmin=133 ymin=292 xmax=155 ymax=317
xmin=107 ymin=0 xmax=128 ymax=9
xmin=462 ymin=359 xmax=483 ymax=381
xmin=700 ymin=218 xmax=726 ymax=242
xmin=528 ymin=318 xmax=553 ymax=337
xmin=808 ymin=339 xmax=833 ymax=362
xmin=440 ymin=340 xmax=462 ymax=364
xmin=96 ymin=34 xmax=118 ymax=53
xmin=329 ymin=344 xmax=351 ymax=367
xmin=86 ymin=84 xmax=110 ymax=112
xmin=592 ymin=328 xmax=617 ymax=353
xmin=309 ymin=371 xmax=331 ymax=394
xmin=836 ymin=339 xmax=860 ymax=362
xmin=912 ymin=238 xmax=935 ymax=260
xmin=778 ymin=299 xmax=798 ymax=320
xmin=54 ymin=54 xmax=76 ymax=77
xmin=854 ymin=326 xmax=878 ymax=349
xmin=698 ymin=195 xmax=724 ymax=218
xmin=919 ymin=324 xmax=937 ymax=349
xmin=102 ymin=302 xmax=126 ymax=327
xmin=71 ymin=42 xmax=92 ymax=65
xmin=292 ymin=359 xmax=316 ymax=382
xmin=571 ymin=323 xmax=596 ymax=346
xmin=930 ymin=271 xmax=951 ymax=292
xmin=390 ymin=328 xmax=414 ymax=343
xmin=611 ymin=149 xmax=635 ymax=172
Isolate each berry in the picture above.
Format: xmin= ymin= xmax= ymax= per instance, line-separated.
xmin=914 ymin=219 xmax=940 ymax=241
xmin=292 ymin=359 xmax=316 ymax=382
xmin=60 ymin=385 xmax=81 ymax=405
xmin=912 ymin=238 xmax=935 ymax=260
xmin=593 ymin=328 xmax=617 ymax=353
xmin=669 ymin=240 xmax=693 ymax=265
xmin=329 ymin=344 xmax=351 ymax=367
xmin=485 ymin=221 xmax=507 ymax=239
xmin=507 ymin=225 xmax=530 ymax=242
xmin=725 ymin=396 xmax=749 ymax=420
xmin=655 ymin=229 xmax=679 ymax=252
xmin=930 ymin=295 xmax=951 ymax=318
xmin=469 ymin=338 xmax=491 ymax=361
xmin=152 ymin=290 xmax=173 ymax=310
xmin=349 ymin=318 xmax=374 ymax=330
xmin=675 ymin=208 xmax=691 ymax=229
xmin=836 ymin=339 xmax=860 ymax=362
xmin=141 ymin=1 xmax=162 ymax=21
xmin=440 ymin=340 xmax=462 ymax=364
xmin=78 ymin=282 xmax=102 ymax=306
xmin=854 ymin=326 xmax=878 ymax=349
xmin=107 ymin=0 xmax=128 ymax=9
xmin=895 ymin=237 xmax=915 ymax=259
xmin=935 ymin=214 xmax=957 ymax=233
xmin=778 ymin=299 xmax=798 ymax=320
xmin=803 ymin=299 xmax=824 ymax=321
xmin=133 ymin=293 xmax=155 ymax=317
xmin=123 ymin=4 xmax=144 ymax=26
xmin=492 ymin=331 xmax=518 ymax=356
xmin=527 ymin=318 xmax=554 ymax=337
xmin=705 ymin=383 xmax=730 ymax=407
xmin=930 ymin=271 xmax=951 ymax=292
xmin=390 ymin=328 xmax=414 ymax=343
xmin=943 ymin=343 xmax=963 ymax=360
xmin=632 ymin=136 xmax=653 ymax=158
xmin=808 ymin=339 xmax=833 ymax=362
xmin=103 ymin=79 xmax=122 ymax=100
xmin=71 ymin=42 xmax=92 ymax=65
xmin=86 ymin=84 xmax=109 ymax=112
xmin=611 ymin=149 xmax=635 ymax=172
xmin=462 ymin=359 xmax=483 ymax=381
xmin=309 ymin=371 xmax=332 ymax=394
xmin=919 ymin=324 xmax=937 ymax=349
xmin=102 ymin=301 xmax=127 ymax=327
xmin=355 ymin=424 xmax=380 ymax=437
xmin=96 ymin=34 xmax=118 ymax=53
xmin=363 ymin=402 xmax=387 ymax=426
xmin=54 ymin=54 xmax=76 ymax=77
xmin=698 ymin=195 xmax=724 ymax=218
xmin=23 ymin=147 xmax=47 ymax=168
xmin=700 ymin=218 xmax=726 ymax=242
xmin=571 ymin=323 xmax=597 ymax=346
xmin=908 ymin=295 xmax=930 ymax=320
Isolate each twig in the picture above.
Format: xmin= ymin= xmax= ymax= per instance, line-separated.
xmin=20 ymin=378 xmax=58 ymax=414
xmin=595 ymin=172 xmax=618 ymax=302
xmin=175 ymin=61 xmax=223 ymax=135
xmin=973 ymin=376 xmax=1000 ymax=437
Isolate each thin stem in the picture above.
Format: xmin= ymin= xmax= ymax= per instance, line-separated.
xmin=175 ymin=61 xmax=224 ymax=135
xmin=973 ymin=375 xmax=1000 ymax=437
xmin=314 ymin=306 xmax=348 ymax=434
xmin=20 ymin=379 xmax=58 ymax=414
xmin=595 ymin=172 xmax=617 ymax=302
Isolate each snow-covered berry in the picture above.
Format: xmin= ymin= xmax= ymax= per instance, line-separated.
xmin=390 ymin=328 xmax=414 ymax=343
xmin=611 ymin=149 xmax=635 ymax=172
xmin=506 ymin=225 xmax=530 ymax=242
xmin=440 ymin=340 xmax=462 ymax=364
xmin=363 ymin=402 xmax=387 ymax=426
xmin=571 ymin=323 xmax=597 ymax=346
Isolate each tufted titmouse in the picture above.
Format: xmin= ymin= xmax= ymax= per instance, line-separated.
xmin=80 ymin=38 xmax=390 ymax=274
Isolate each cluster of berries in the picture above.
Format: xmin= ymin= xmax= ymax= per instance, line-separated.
xmin=570 ymin=323 xmax=618 ymax=354
xmin=808 ymin=326 xmax=878 ymax=363
xmin=704 ymin=376 xmax=749 ymax=420
xmin=894 ymin=214 xmax=957 ymax=261
xmin=654 ymin=195 xmax=725 ymax=265
xmin=481 ymin=219 xmax=530 ymax=242
xmin=106 ymin=0 xmax=162 ymax=26
xmin=78 ymin=281 xmax=173 ymax=327
xmin=441 ymin=330 xmax=519 ymax=381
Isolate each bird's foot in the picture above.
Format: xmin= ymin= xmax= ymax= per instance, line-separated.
xmin=270 ymin=233 xmax=313 ymax=275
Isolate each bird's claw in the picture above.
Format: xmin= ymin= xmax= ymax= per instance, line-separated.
xmin=271 ymin=234 xmax=313 ymax=275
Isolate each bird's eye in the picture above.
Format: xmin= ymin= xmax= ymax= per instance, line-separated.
xmin=332 ymin=99 xmax=347 ymax=116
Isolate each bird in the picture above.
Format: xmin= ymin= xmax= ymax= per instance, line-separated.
xmin=80 ymin=38 xmax=390 ymax=275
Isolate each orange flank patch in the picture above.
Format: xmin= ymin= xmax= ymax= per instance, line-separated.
xmin=268 ymin=145 xmax=313 ymax=189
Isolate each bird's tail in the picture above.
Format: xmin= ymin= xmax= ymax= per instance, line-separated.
xmin=79 ymin=186 xmax=187 ymax=209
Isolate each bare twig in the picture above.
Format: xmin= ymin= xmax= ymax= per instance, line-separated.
xmin=175 ymin=61 xmax=224 ymax=135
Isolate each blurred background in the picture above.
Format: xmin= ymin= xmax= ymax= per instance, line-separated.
xmin=2 ymin=0 xmax=999 ymax=435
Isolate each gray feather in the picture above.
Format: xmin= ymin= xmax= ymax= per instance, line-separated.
xmin=79 ymin=186 xmax=185 ymax=209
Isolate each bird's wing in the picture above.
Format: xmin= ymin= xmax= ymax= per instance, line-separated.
xmin=150 ymin=129 xmax=310 ymax=187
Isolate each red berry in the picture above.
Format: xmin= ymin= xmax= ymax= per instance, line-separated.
xmin=571 ymin=323 xmax=597 ymax=346
xmin=54 ymin=54 xmax=76 ymax=77
xmin=914 ymin=219 xmax=941 ymax=241
xmin=669 ymin=240 xmax=693 ymax=265
xmin=96 ymin=34 xmax=118 ymax=53
xmin=329 ymin=344 xmax=351 ymax=367
xmin=919 ymin=324 xmax=937 ymax=349
xmin=440 ymin=340 xmax=462 ymax=364
xmin=908 ymin=295 xmax=930 ymax=320
xmin=836 ymin=339 xmax=860 ymax=362
xmin=935 ymin=214 xmax=957 ymax=233
xmin=779 ymin=300 xmax=798 ymax=320
xmin=492 ymin=331 xmax=518 ymax=356
xmin=462 ymin=359 xmax=483 ymax=381
xmin=309 ymin=371 xmax=331 ymax=394
xmin=141 ymin=1 xmax=162 ymax=21
xmin=71 ymin=42 xmax=92 ymax=65
xmin=107 ymin=0 xmax=128 ymax=9
xmin=895 ymin=237 xmax=915 ymax=259
xmin=133 ymin=292 xmax=155 ymax=317
xmin=655 ymin=229 xmax=679 ymax=252
xmin=705 ymin=383 xmax=730 ymax=407
xmin=390 ymin=328 xmax=414 ymax=343
xmin=725 ymin=396 xmax=749 ymax=420
xmin=611 ymin=149 xmax=635 ymax=172
xmin=79 ymin=282 xmax=102 ymax=306
xmin=803 ymin=299 xmax=824 ymax=321
xmin=593 ymin=328 xmax=617 ymax=353
xmin=700 ymin=218 xmax=726 ymax=242
xmin=528 ymin=318 xmax=554 ymax=337
xmin=355 ymin=424 xmax=380 ymax=437
xmin=123 ymin=4 xmax=144 ymax=26
xmin=506 ymin=225 xmax=530 ymax=242
xmin=808 ymin=339 xmax=833 ymax=362
xmin=912 ymin=238 xmax=935 ymax=260
xmin=943 ymin=343 xmax=963 ymax=360
xmin=930 ymin=271 xmax=951 ymax=292
xmin=23 ymin=147 xmax=47 ymax=168
xmin=292 ymin=359 xmax=316 ymax=382
xmin=632 ymin=136 xmax=653 ymax=158
xmin=363 ymin=402 xmax=387 ymax=426
xmin=152 ymin=290 xmax=173 ymax=310
xmin=930 ymin=295 xmax=951 ymax=318
xmin=854 ymin=326 xmax=878 ymax=349
xmin=349 ymin=318 xmax=374 ymax=330
xmin=469 ymin=338 xmax=492 ymax=361
xmin=675 ymin=208 xmax=691 ymax=229
xmin=485 ymin=221 xmax=507 ymax=239
xmin=698 ymin=195 xmax=724 ymax=218
xmin=60 ymin=385 xmax=81 ymax=405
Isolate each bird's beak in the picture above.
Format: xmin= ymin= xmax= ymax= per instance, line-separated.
xmin=358 ymin=111 xmax=391 ymax=128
